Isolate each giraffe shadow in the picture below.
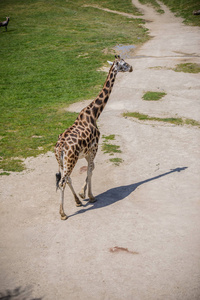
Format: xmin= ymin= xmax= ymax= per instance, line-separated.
xmin=0 ymin=286 xmax=43 ymax=300
xmin=68 ymin=167 xmax=188 ymax=218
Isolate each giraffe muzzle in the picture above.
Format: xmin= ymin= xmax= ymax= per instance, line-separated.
xmin=129 ymin=66 xmax=133 ymax=72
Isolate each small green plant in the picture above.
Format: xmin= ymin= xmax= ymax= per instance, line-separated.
xmin=149 ymin=66 xmax=165 ymax=70
xmin=185 ymin=118 xmax=200 ymax=127
xmin=123 ymin=112 xmax=200 ymax=127
xmin=102 ymin=143 xmax=122 ymax=155
xmin=142 ymin=91 xmax=166 ymax=101
xmin=102 ymin=134 xmax=123 ymax=166
xmin=124 ymin=112 xmax=149 ymax=121
xmin=102 ymin=134 xmax=116 ymax=140
xmin=0 ymin=172 xmax=10 ymax=176
xmin=109 ymin=158 xmax=123 ymax=166
xmin=173 ymin=63 xmax=200 ymax=73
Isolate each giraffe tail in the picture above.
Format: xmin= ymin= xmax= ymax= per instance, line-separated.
xmin=56 ymin=171 xmax=61 ymax=191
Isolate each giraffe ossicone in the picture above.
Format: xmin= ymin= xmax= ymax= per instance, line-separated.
xmin=55 ymin=55 xmax=132 ymax=220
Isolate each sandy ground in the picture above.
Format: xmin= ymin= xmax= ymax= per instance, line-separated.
xmin=0 ymin=1 xmax=200 ymax=299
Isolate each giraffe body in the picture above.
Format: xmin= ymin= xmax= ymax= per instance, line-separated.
xmin=55 ymin=56 xmax=132 ymax=220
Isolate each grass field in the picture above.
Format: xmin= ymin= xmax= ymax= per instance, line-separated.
xmin=0 ymin=0 xmax=148 ymax=173
xmin=139 ymin=0 xmax=200 ymax=26
xmin=139 ymin=0 xmax=165 ymax=14
xmin=161 ymin=0 xmax=200 ymax=26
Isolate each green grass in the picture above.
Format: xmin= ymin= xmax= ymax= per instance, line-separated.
xmin=173 ymin=63 xmax=200 ymax=73
xmin=102 ymin=143 xmax=122 ymax=155
xmin=142 ymin=91 xmax=166 ymax=101
xmin=102 ymin=135 xmax=123 ymax=165
xmin=101 ymin=134 xmax=119 ymax=154
xmin=185 ymin=118 xmax=200 ymax=127
xmin=0 ymin=171 xmax=10 ymax=176
xmin=0 ymin=0 xmax=149 ymax=173
xmin=150 ymin=63 xmax=200 ymax=73
xmin=123 ymin=112 xmax=200 ymax=127
xmin=139 ymin=0 xmax=164 ymax=14
xmin=109 ymin=158 xmax=123 ymax=166
xmin=87 ymin=0 xmax=142 ymax=14
xmin=139 ymin=0 xmax=200 ymax=26
xmin=161 ymin=0 xmax=200 ymax=26
xmin=102 ymin=134 xmax=116 ymax=140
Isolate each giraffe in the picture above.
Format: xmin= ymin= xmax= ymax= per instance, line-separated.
xmin=55 ymin=55 xmax=133 ymax=220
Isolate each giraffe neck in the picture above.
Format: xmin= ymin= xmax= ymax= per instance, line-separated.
xmin=88 ymin=64 xmax=118 ymax=120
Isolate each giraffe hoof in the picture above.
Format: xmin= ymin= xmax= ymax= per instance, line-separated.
xmin=89 ymin=197 xmax=96 ymax=203
xmin=76 ymin=201 xmax=82 ymax=207
xmin=79 ymin=192 xmax=85 ymax=200
xmin=61 ymin=214 xmax=68 ymax=220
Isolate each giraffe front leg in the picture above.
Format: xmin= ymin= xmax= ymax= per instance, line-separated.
xmin=79 ymin=176 xmax=88 ymax=200
xmin=79 ymin=157 xmax=95 ymax=200
xmin=66 ymin=177 xmax=82 ymax=207
xmin=88 ymin=172 xmax=96 ymax=203
xmin=87 ymin=158 xmax=96 ymax=203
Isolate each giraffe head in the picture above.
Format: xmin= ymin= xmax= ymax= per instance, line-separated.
xmin=108 ymin=55 xmax=133 ymax=73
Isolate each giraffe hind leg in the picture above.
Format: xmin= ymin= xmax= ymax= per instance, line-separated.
xmin=57 ymin=151 xmax=82 ymax=220
xmin=60 ymin=188 xmax=68 ymax=220
xmin=61 ymin=154 xmax=83 ymax=207
xmin=56 ymin=171 xmax=61 ymax=191
xmin=87 ymin=165 xmax=96 ymax=203
xmin=59 ymin=174 xmax=82 ymax=207
xmin=79 ymin=158 xmax=95 ymax=200
xmin=55 ymin=147 xmax=63 ymax=191
xmin=80 ymin=155 xmax=96 ymax=203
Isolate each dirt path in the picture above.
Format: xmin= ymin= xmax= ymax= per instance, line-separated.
xmin=0 ymin=1 xmax=200 ymax=299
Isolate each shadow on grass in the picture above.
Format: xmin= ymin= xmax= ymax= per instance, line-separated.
xmin=0 ymin=29 xmax=15 ymax=34
xmin=0 ymin=286 xmax=42 ymax=300
xmin=69 ymin=167 xmax=188 ymax=218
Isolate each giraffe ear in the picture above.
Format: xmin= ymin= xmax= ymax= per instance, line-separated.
xmin=107 ymin=60 xmax=113 ymax=66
